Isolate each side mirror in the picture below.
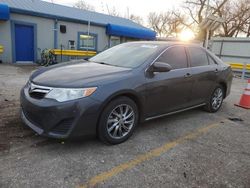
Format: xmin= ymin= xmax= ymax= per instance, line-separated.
xmin=149 ymin=62 xmax=172 ymax=73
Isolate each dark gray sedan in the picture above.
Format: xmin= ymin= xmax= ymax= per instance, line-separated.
xmin=20 ymin=42 xmax=233 ymax=144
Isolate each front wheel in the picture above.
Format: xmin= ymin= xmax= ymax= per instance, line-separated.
xmin=204 ymin=85 xmax=224 ymax=113
xmin=97 ymin=97 xmax=138 ymax=145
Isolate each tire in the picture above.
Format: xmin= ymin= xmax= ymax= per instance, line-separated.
xmin=97 ymin=96 xmax=139 ymax=145
xmin=204 ymin=85 xmax=224 ymax=113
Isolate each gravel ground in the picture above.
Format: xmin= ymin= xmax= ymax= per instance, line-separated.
xmin=0 ymin=64 xmax=249 ymax=188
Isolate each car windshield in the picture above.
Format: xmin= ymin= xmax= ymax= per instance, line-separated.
xmin=89 ymin=43 xmax=160 ymax=68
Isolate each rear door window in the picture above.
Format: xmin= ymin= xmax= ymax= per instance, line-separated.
xmin=157 ymin=46 xmax=188 ymax=69
xmin=188 ymin=47 xmax=209 ymax=67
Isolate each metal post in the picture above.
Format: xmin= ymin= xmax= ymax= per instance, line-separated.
xmin=60 ymin=44 xmax=63 ymax=62
xmin=242 ymin=62 xmax=247 ymax=79
xmin=53 ymin=19 xmax=58 ymax=49
xmin=87 ymin=20 xmax=90 ymax=56
xmin=219 ymin=40 xmax=224 ymax=58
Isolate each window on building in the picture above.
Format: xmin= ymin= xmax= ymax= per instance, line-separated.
xmin=60 ymin=25 xmax=67 ymax=33
xmin=188 ymin=47 xmax=209 ymax=67
xmin=125 ymin=38 xmax=138 ymax=42
xmin=78 ymin=33 xmax=97 ymax=50
xmin=110 ymin=36 xmax=120 ymax=47
xmin=157 ymin=46 xmax=188 ymax=69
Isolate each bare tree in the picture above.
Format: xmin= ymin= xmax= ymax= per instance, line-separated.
xmin=105 ymin=5 xmax=144 ymax=24
xmin=147 ymin=12 xmax=160 ymax=34
xmin=183 ymin=0 xmax=228 ymax=23
xmin=74 ymin=0 xmax=95 ymax=11
xmin=105 ymin=5 xmax=121 ymax=17
xmin=146 ymin=0 xmax=250 ymax=38
xmin=147 ymin=12 xmax=168 ymax=37
xmin=168 ymin=11 xmax=187 ymax=37
xmin=245 ymin=19 xmax=250 ymax=37
xmin=214 ymin=0 xmax=250 ymax=37
xmin=181 ymin=0 xmax=250 ymax=38
xmin=181 ymin=0 xmax=228 ymax=39
xmin=147 ymin=11 xmax=187 ymax=37
xmin=129 ymin=14 xmax=144 ymax=25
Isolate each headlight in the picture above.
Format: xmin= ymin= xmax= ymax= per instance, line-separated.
xmin=45 ymin=87 xmax=97 ymax=102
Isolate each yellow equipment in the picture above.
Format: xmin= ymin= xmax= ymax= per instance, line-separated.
xmin=0 ymin=45 xmax=3 ymax=54
xmin=227 ymin=62 xmax=250 ymax=71
xmin=50 ymin=49 xmax=96 ymax=57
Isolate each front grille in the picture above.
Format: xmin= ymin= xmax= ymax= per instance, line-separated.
xmin=50 ymin=118 xmax=74 ymax=135
xmin=29 ymin=92 xmax=47 ymax=99
xmin=28 ymin=83 xmax=51 ymax=100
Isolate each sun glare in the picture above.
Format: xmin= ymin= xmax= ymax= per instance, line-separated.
xmin=178 ymin=29 xmax=195 ymax=41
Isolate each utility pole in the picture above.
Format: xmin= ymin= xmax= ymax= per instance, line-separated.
xmin=127 ymin=7 xmax=130 ymax=19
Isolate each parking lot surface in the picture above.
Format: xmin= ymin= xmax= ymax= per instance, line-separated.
xmin=0 ymin=64 xmax=250 ymax=188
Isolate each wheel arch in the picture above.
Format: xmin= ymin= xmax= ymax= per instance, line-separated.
xmin=96 ymin=90 xmax=145 ymax=131
xmin=218 ymin=81 xmax=227 ymax=98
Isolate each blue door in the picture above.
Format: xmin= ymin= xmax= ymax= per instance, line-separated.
xmin=15 ymin=24 xmax=34 ymax=62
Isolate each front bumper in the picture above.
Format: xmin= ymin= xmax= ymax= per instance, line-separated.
xmin=20 ymin=86 xmax=101 ymax=139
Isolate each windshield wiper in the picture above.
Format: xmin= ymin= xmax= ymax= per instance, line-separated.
xmin=92 ymin=61 xmax=112 ymax=66
xmin=99 ymin=62 xmax=111 ymax=65
xmin=92 ymin=61 xmax=124 ymax=68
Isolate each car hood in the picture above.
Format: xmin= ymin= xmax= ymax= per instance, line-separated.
xmin=31 ymin=62 xmax=132 ymax=87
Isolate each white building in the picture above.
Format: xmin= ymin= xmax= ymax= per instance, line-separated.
xmin=0 ymin=0 xmax=156 ymax=63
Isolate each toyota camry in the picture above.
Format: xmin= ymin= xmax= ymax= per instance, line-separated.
xmin=20 ymin=42 xmax=233 ymax=144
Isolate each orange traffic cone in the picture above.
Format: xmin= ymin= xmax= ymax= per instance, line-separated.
xmin=235 ymin=79 xmax=250 ymax=109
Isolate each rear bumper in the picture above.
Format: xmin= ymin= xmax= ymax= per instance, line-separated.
xmin=20 ymin=86 xmax=101 ymax=139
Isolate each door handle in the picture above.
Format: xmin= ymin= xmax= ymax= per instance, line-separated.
xmin=214 ymin=68 xmax=219 ymax=73
xmin=184 ymin=73 xmax=192 ymax=78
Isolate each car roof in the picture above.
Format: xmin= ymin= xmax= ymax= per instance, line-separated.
xmin=126 ymin=41 xmax=204 ymax=49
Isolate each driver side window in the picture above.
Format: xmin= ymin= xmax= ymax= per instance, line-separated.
xmin=157 ymin=46 xmax=188 ymax=69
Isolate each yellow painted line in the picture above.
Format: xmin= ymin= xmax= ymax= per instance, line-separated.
xmin=77 ymin=120 xmax=222 ymax=188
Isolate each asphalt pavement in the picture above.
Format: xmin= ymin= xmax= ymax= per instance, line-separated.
xmin=0 ymin=64 xmax=249 ymax=188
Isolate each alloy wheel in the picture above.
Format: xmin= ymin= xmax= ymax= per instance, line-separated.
xmin=211 ymin=88 xmax=223 ymax=110
xmin=107 ymin=104 xmax=135 ymax=139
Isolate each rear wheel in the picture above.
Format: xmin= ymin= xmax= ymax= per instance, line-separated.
xmin=98 ymin=97 xmax=138 ymax=144
xmin=204 ymin=85 xmax=224 ymax=113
